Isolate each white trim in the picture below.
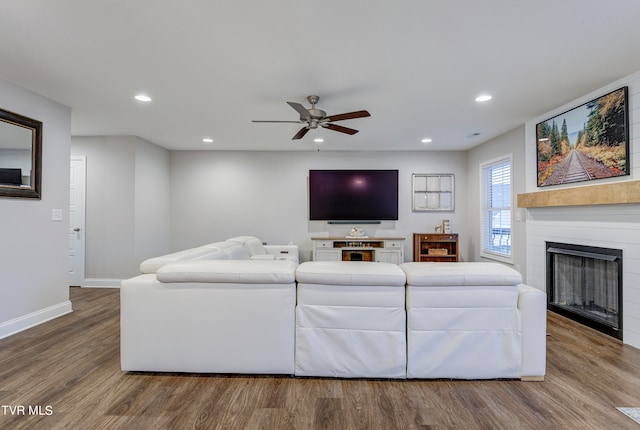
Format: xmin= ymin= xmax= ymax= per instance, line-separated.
xmin=0 ymin=301 xmax=73 ymax=339
xmin=479 ymin=153 xmax=514 ymax=263
xmin=82 ymin=278 xmax=123 ymax=288
xmin=69 ymin=155 xmax=87 ymax=287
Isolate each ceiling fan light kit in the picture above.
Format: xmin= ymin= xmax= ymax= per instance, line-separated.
xmin=252 ymin=95 xmax=370 ymax=140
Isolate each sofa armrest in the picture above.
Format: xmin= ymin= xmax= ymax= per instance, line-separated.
xmin=264 ymin=245 xmax=299 ymax=263
xmin=518 ymin=284 xmax=547 ymax=380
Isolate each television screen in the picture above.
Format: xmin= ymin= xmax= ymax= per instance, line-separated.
xmin=309 ymin=169 xmax=399 ymax=221
xmin=0 ymin=168 xmax=22 ymax=186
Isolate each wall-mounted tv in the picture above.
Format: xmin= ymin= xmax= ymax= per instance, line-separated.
xmin=309 ymin=169 xmax=399 ymax=221
xmin=536 ymin=86 xmax=629 ymax=187
xmin=0 ymin=168 xmax=22 ymax=186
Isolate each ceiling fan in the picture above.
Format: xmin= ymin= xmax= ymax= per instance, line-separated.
xmin=252 ymin=95 xmax=370 ymax=140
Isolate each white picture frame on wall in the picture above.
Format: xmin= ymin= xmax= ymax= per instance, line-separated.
xmin=412 ymin=173 xmax=455 ymax=211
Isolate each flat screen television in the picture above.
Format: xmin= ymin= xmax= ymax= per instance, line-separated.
xmin=309 ymin=169 xmax=399 ymax=221
xmin=0 ymin=168 xmax=22 ymax=186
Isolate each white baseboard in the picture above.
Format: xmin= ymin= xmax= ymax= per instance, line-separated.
xmin=82 ymin=278 xmax=123 ymax=288
xmin=0 ymin=301 xmax=73 ymax=340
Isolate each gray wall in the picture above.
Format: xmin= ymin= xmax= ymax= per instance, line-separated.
xmin=71 ymin=136 xmax=170 ymax=281
xmin=0 ymin=78 xmax=72 ymax=337
xmin=465 ymin=126 xmax=527 ymax=279
xmin=70 ymin=133 xmax=530 ymax=281
xmin=169 ymin=150 xmax=469 ymax=263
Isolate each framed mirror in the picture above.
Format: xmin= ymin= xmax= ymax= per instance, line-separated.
xmin=0 ymin=108 xmax=42 ymax=199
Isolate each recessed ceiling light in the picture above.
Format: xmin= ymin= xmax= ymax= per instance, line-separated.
xmin=202 ymin=138 xmax=214 ymax=143
xmin=134 ymin=94 xmax=152 ymax=102
xmin=314 ymin=137 xmax=324 ymax=143
xmin=421 ymin=138 xmax=433 ymax=143
xmin=475 ymin=94 xmax=492 ymax=102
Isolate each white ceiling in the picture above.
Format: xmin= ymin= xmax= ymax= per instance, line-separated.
xmin=2 ymin=1 xmax=640 ymax=151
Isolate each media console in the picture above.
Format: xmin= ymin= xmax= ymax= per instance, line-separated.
xmin=311 ymin=237 xmax=405 ymax=264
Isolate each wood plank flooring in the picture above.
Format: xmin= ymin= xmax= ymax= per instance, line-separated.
xmin=1 ymin=287 xmax=640 ymax=429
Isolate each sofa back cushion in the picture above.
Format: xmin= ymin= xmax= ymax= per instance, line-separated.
xmin=156 ymin=260 xmax=297 ymax=284
xmin=226 ymin=236 xmax=267 ymax=256
xmin=400 ymin=262 xmax=522 ymax=287
xmin=223 ymin=244 xmax=251 ymax=259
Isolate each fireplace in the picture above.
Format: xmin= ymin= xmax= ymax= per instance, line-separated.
xmin=546 ymin=242 xmax=623 ymax=340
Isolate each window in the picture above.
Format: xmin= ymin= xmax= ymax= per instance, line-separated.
xmin=480 ymin=155 xmax=512 ymax=262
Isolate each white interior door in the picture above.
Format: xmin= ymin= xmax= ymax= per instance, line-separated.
xmin=69 ymin=156 xmax=86 ymax=286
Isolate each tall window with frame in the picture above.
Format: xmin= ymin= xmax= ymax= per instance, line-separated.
xmin=480 ymin=155 xmax=512 ymax=262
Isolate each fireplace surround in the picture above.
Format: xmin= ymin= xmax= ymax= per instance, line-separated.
xmin=546 ymin=242 xmax=622 ymax=340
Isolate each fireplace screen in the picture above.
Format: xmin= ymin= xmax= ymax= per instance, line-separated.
xmin=546 ymin=242 xmax=622 ymax=339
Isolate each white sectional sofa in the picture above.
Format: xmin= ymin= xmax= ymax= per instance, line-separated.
xmin=294 ymin=261 xmax=407 ymax=378
xmin=121 ymin=259 xmax=298 ymax=374
xmin=139 ymin=235 xmax=299 ymax=274
xmin=400 ymin=262 xmax=546 ymax=380
xmin=121 ymin=250 xmax=546 ymax=380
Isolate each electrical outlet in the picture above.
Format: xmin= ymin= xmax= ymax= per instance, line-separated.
xmin=51 ymin=209 xmax=63 ymax=221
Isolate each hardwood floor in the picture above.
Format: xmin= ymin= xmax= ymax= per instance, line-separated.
xmin=1 ymin=287 xmax=640 ymax=429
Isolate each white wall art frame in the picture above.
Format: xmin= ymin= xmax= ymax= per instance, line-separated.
xmin=412 ymin=173 xmax=455 ymax=211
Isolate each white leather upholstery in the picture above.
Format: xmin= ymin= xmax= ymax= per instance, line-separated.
xmin=227 ymin=236 xmax=267 ymax=255
xmin=518 ymin=283 xmax=547 ymax=378
xmin=138 ymin=244 xmax=226 ymax=274
xmin=128 ymin=251 xmax=545 ymax=380
xmin=156 ymin=259 xmax=297 ymax=284
xmin=400 ymin=262 xmax=546 ymax=380
xmin=139 ymin=236 xmax=299 ymax=273
xmin=294 ymin=261 xmax=407 ymax=378
xmin=402 ymin=261 xmax=522 ymax=286
xmin=121 ymin=260 xmax=297 ymax=374
xmin=227 ymin=236 xmax=299 ymax=262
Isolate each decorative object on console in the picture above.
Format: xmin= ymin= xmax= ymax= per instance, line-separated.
xmin=413 ymin=233 xmax=458 ymax=262
xmin=412 ymin=173 xmax=454 ymax=211
xmin=536 ymin=86 xmax=629 ymax=187
xmin=346 ymin=226 xmax=367 ymax=238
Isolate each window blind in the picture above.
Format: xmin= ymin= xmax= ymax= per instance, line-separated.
xmin=481 ymin=158 xmax=512 ymax=260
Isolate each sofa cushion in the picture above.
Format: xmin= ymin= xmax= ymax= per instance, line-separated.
xmin=156 ymin=260 xmax=297 ymax=284
xmin=139 ymin=247 xmax=225 ymax=274
xmin=295 ymin=261 xmax=406 ymax=287
xmin=222 ymin=244 xmax=251 ymax=259
xmin=400 ymin=262 xmax=522 ymax=287
xmin=226 ymin=236 xmax=267 ymax=256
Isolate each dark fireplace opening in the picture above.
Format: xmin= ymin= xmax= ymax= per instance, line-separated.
xmin=546 ymin=242 xmax=622 ymax=340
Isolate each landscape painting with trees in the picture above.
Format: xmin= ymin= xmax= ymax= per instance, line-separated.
xmin=536 ymin=87 xmax=629 ymax=187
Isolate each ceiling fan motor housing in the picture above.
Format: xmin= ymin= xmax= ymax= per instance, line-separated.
xmin=307 ymin=109 xmax=327 ymax=120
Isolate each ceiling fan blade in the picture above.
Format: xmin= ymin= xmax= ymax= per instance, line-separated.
xmin=325 ymin=110 xmax=370 ymax=122
xmin=287 ymin=102 xmax=311 ymax=120
xmin=292 ymin=127 xmax=310 ymax=140
xmin=322 ymin=123 xmax=359 ymax=135
xmin=252 ymin=120 xmax=302 ymax=123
